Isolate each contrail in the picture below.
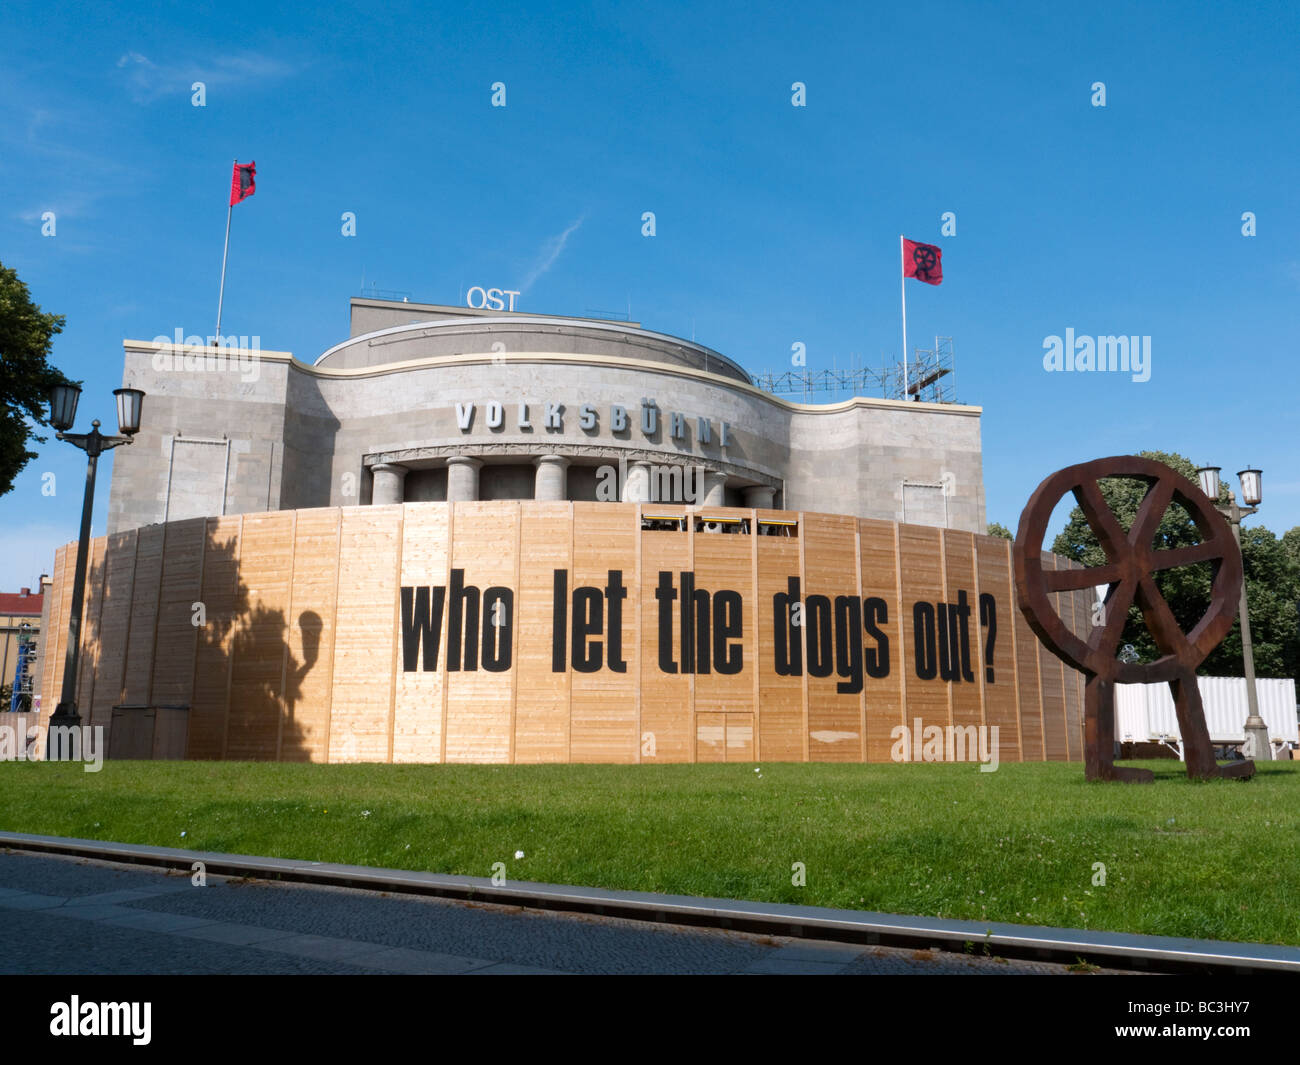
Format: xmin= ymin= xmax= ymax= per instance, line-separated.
xmin=520 ymin=215 xmax=585 ymax=292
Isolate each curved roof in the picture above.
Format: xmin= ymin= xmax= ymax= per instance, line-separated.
xmin=314 ymin=315 xmax=753 ymax=384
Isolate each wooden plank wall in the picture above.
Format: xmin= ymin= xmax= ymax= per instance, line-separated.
xmin=121 ymin=525 xmax=164 ymax=707
xmin=152 ymin=519 xmax=205 ymax=711
xmin=288 ymin=507 xmax=342 ymax=760
xmin=693 ymin=506 xmax=755 ymax=762
xmin=392 ymin=503 xmax=443 ymax=763
xmin=897 ymin=525 xmax=949 ymax=756
xmin=330 ymin=507 xmax=401 ymax=762
xmin=570 ymin=503 xmax=638 ymax=763
xmin=189 ymin=516 xmax=241 ymax=759
xmin=443 ymin=502 xmax=515 ymax=762
xmin=755 ymin=511 xmax=802 ymax=762
xmin=859 ymin=519 xmax=904 ymax=762
xmin=73 ymin=537 xmax=107 ymax=723
xmin=512 ymin=501 xmax=570 ymax=762
xmin=39 ymin=543 xmax=69 ymax=723
xmin=802 ymin=513 xmax=861 ymax=762
xmin=944 ymin=532 xmax=983 ymax=750
xmin=641 ymin=508 xmax=694 ymax=762
xmin=976 ymin=537 xmax=1023 ymax=763
xmin=227 ymin=513 xmax=294 ymax=761
xmin=41 ymin=503 xmax=1088 ymax=765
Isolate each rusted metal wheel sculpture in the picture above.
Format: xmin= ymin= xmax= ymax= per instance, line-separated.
xmin=1014 ymin=455 xmax=1254 ymax=782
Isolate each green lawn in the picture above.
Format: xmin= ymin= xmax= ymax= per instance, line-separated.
xmin=1 ymin=758 xmax=1296 ymax=946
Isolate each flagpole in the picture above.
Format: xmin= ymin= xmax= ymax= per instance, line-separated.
xmin=900 ymin=235 xmax=910 ymax=401
xmin=216 ymin=158 xmax=235 ymax=344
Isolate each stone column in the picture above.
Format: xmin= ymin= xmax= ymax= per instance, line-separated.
xmin=623 ymin=460 xmax=652 ymax=503
xmin=701 ymin=471 xmax=728 ymax=507
xmin=742 ymin=485 xmax=776 ymax=509
xmin=534 ymin=455 xmax=570 ymax=501
xmin=446 ymin=456 xmax=483 ymax=502
xmin=370 ymin=463 xmax=408 ymax=505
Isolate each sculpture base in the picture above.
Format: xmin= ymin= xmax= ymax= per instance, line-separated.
xmin=1084 ymin=671 xmax=1259 ymax=783
xmin=1213 ymin=759 xmax=1255 ymax=780
xmin=1094 ymin=764 xmax=1155 ymax=784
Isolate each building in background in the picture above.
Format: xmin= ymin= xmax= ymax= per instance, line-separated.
xmin=1 ymin=581 xmax=45 ymax=711
xmin=107 ymin=299 xmax=986 ymax=535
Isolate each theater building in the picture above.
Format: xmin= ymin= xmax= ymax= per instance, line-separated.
xmin=106 ymin=299 xmax=986 ymax=532
xmin=37 ymin=299 xmax=1092 ymax=765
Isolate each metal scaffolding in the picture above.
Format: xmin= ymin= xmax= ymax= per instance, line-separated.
xmin=753 ymin=337 xmax=957 ymax=404
xmin=8 ymin=624 xmax=36 ymax=712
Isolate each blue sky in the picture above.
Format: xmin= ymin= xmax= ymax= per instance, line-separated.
xmin=2 ymin=0 xmax=1298 ymax=590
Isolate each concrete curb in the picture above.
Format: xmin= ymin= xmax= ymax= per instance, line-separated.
xmin=2 ymin=830 xmax=1296 ymax=973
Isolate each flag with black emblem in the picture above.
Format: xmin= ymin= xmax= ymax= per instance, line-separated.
xmin=229 ymin=161 xmax=256 ymax=206
xmin=902 ymin=238 xmax=942 ymax=285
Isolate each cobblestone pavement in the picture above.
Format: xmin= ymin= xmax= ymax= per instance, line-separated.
xmin=0 ymin=849 xmax=1131 ymax=975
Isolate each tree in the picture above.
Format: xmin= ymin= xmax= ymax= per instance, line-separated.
xmin=1050 ymin=450 xmax=1300 ymax=678
xmin=0 ymin=682 xmax=27 ymax=712
xmin=986 ymin=521 xmax=1013 ymax=540
xmin=0 ymin=261 xmax=77 ymax=497
xmin=1282 ymin=526 xmax=1300 ymax=572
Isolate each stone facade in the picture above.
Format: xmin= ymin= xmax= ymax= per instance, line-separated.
xmin=107 ymin=299 xmax=986 ymax=534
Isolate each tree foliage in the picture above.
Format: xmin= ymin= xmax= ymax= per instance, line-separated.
xmin=985 ymin=521 xmax=1013 ymax=540
xmin=0 ymin=261 xmax=76 ymax=497
xmin=1051 ymin=450 xmax=1300 ymax=678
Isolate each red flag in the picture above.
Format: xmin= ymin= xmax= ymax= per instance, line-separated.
xmin=902 ymin=238 xmax=942 ymax=285
xmin=229 ymin=161 xmax=256 ymax=206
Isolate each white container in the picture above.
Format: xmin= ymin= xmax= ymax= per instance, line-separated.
xmin=1116 ymin=677 xmax=1299 ymax=745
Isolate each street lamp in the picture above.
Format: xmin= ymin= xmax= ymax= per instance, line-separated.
xmin=1196 ymin=462 xmax=1271 ymax=761
xmin=47 ymin=383 xmax=145 ymax=760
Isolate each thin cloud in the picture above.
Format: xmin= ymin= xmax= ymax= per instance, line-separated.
xmin=11 ymin=146 xmax=141 ymax=232
xmin=1 ymin=77 xmax=143 ymax=230
xmin=116 ymin=50 xmax=296 ymax=103
xmin=17 ymin=189 xmax=100 ymax=224
xmin=519 ymin=215 xmax=585 ymax=293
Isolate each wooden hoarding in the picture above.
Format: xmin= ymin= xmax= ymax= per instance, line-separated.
xmin=45 ymin=503 xmax=1085 ymax=765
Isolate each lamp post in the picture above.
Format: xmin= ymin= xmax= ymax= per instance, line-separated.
xmin=46 ymin=383 xmax=145 ymax=760
xmin=1196 ymin=463 xmax=1271 ymax=761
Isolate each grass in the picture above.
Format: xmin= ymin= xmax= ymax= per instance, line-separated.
xmin=0 ymin=758 xmax=1297 ymax=946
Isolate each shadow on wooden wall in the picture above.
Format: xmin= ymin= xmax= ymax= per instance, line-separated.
xmin=70 ymin=519 xmax=324 ymax=762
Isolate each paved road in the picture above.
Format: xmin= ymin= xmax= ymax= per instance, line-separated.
xmin=0 ymin=849 xmax=1123 ymax=975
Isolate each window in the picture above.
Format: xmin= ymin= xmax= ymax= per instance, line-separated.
xmin=641 ymin=514 xmax=686 ymax=531
xmin=693 ymin=516 xmax=750 ymax=534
